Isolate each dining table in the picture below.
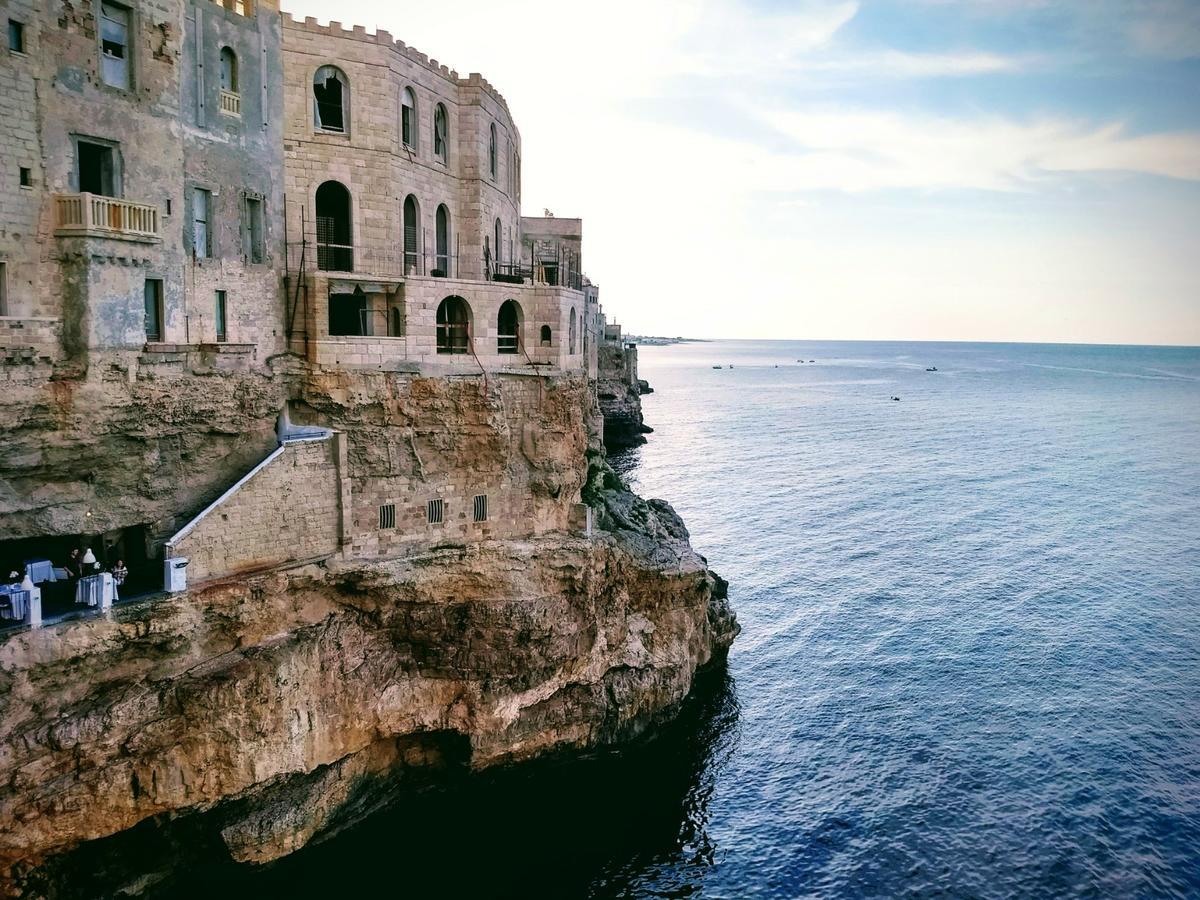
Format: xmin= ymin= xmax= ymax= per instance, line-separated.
xmin=0 ymin=584 xmax=30 ymax=621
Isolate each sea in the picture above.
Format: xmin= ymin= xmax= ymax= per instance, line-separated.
xmin=184 ymin=340 xmax=1200 ymax=898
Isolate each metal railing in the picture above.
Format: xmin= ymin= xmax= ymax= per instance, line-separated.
xmin=54 ymin=193 xmax=160 ymax=240
xmin=219 ymin=90 xmax=241 ymax=117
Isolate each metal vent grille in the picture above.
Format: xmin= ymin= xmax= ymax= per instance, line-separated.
xmin=473 ymin=494 xmax=488 ymax=523
xmin=427 ymin=498 xmax=444 ymax=525
xmin=378 ymin=503 xmax=396 ymax=529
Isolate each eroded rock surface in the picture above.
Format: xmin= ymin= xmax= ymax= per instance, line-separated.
xmin=0 ymin=494 xmax=736 ymax=896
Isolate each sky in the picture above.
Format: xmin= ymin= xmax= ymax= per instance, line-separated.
xmin=281 ymin=0 xmax=1200 ymax=345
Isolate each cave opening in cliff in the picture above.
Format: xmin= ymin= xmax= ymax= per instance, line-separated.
xmin=0 ymin=524 xmax=159 ymax=623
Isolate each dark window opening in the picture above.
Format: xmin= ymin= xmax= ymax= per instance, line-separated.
xmin=77 ymin=141 xmax=116 ymax=197
xmin=219 ymin=47 xmax=238 ymax=93
xmin=494 ymin=218 xmax=503 ymax=265
xmin=19 ymin=167 xmax=31 ymax=187
xmin=433 ymin=103 xmax=448 ymax=162
xmin=245 ymin=196 xmax=264 ymax=264
xmin=403 ymin=194 xmax=420 ymax=274
xmin=313 ymin=66 xmax=347 ymax=133
xmin=436 ymin=296 xmax=470 ymax=355
xmin=434 ymin=204 xmax=450 ymax=276
xmin=379 ymin=503 xmax=396 ymax=529
xmin=215 ymin=290 xmax=228 ymax=342
xmin=0 ymin=262 xmax=9 ymax=317
xmin=569 ymin=307 xmax=577 ymax=354
xmin=8 ymin=20 xmax=25 ymax=54
xmin=401 ymin=87 xmax=415 ymax=148
xmin=389 ymin=306 xmax=403 ymax=337
xmin=489 ymin=123 xmax=497 ymax=179
xmin=540 ymin=325 xmax=551 ymax=346
xmin=427 ymin=499 xmax=444 ymax=525
xmin=498 ymin=299 xmax=521 ymax=355
xmin=144 ymin=278 xmax=164 ymax=342
xmin=473 ymin=494 xmax=488 ymax=523
xmin=328 ymin=290 xmax=367 ymax=337
xmin=315 ymin=180 xmax=353 ymax=272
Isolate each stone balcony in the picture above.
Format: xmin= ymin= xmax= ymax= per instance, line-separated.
xmin=54 ymin=193 xmax=161 ymax=243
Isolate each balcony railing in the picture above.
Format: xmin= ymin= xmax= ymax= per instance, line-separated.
xmin=219 ymin=90 xmax=241 ymax=117
xmin=54 ymin=193 xmax=161 ymax=241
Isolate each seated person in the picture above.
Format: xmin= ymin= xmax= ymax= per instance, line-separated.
xmin=111 ymin=560 xmax=128 ymax=587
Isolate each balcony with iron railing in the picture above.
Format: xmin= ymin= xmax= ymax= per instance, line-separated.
xmin=54 ymin=193 xmax=161 ymax=242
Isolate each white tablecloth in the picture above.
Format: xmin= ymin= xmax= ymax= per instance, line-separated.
xmin=24 ymin=559 xmax=55 ymax=584
xmin=0 ymin=586 xmax=29 ymax=621
xmin=75 ymin=573 xmax=117 ymax=608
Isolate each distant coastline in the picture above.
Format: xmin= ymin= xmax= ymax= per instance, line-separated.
xmin=626 ymin=335 xmax=710 ymax=346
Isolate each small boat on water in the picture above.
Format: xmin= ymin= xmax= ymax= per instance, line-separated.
xmin=713 ymin=365 xmax=723 ymax=369
xmin=926 ymin=366 xmax=938 ymax=372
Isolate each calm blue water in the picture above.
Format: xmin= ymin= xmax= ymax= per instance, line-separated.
xmin=608 ymin=340 xmax=1200 ymax=898
xmin=156 ymin=341 xmax=1200 ymax=899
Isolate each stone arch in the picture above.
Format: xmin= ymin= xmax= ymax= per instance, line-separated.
xmin=435 ymin=204 xmax=451 ymax=276
xmin=403 ymin=194 xmax=420 ymax=274
xmin=315 ymin=180 xmax=352 ymax=272
xmin=313 ymin=65 xmax=349 ymax=133
xmin=569 ymin=307 xmax=577 ymax=354
xmin=540 ymin=324 xmax=552 ymax=346
xmin=498 ymin=299 xmax=522 ymax=354
xmin=401 ymin=85 xmax=417 ymax=150
xmin=436 ymin=296 xmax=472 ymax=354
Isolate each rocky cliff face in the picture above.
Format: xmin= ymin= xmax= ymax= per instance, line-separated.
xmin=597 ymin=342 xmax=652 ymax=450
xmin=0 ymin=491 xmax=737 ymax=896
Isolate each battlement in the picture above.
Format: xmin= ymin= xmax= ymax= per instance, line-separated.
xmin=279 ymin=12 xmax=512 ymax=115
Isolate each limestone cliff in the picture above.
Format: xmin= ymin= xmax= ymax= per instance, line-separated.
xmin=0 ymin=496 xmax=736 ymax=896
xmin=0 ymin=357 xmax=737 ymax=896
xmin=597 ymin=339 xmax=653 ymax=450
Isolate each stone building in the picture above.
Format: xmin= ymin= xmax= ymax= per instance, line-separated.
xmin=278 ymin=15 xmax=589 ymax=374
xmin=0 ymin=0 xmax=286 ymax=368
xmin=0 ymin=2 xmax=604 ymax=610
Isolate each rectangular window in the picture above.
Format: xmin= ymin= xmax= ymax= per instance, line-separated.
xmin=378 ymin=503 xmax=396 ymax=530
xmin=473 ymin=494 xmax=488 ymax=523
xmin=8 ymin=19 xmax=25 ymax=53
xmin=99 ymin=3 xmax=131 ymax=90
xmin=19 ymin=167 xmax=31 ymax=188
xmin=0 ymin=262 xmax=8 ymax=317
xmin=426 ymin=499 xmax=444 ymax=525
xmin=245 ymin=196 xmax=264 ymax=264
xmin=214 ymin=290 xmax=227 ymax=342
xmin=401 ymin=105 xmax=413 ymax=148
xmin=144 ymin=278 xmax=163 ymax=342
xmin=77 ymin=141 xmax=116 ymax=197
xmin=192 ymin=188 xmax=211 ymax=258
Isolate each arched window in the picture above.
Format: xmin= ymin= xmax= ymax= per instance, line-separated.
xmin=313 ymin=65 xmax=348 ymax=133
xmin=489 ymin=123 xmax=498 ymax=179
xmin=315 ymin=181 xmax=352 ymax=272
xmin=403 ymin=194 xmax=420 ymax=274
xmin=389 ymin=306 xmax=403 ymax=337
xmin=569 ymin=308 xmax=577 ymax=354
xmin=436 ymin=296 xmax=471 ymax=354
xmin=540 ymin=325 xmax=552 ymax=346
xmin=401 ymin=87 xmax=416 ymax=149
xmin=498 ymin=299 xmax=521 ymax=354
xmin=434 ymin=204 xmax=450 ymax=276
xmin=219 ymin=48 xmax=238 ymax=94
xmin=494 ymin=218 xmax=503 ymax=266
xmin=433 ymin=103 xmax=448 ymax=162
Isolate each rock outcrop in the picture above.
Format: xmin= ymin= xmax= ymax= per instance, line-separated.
xmin=597 ymin=340 xmax=653 ymax=450
xmin=0 ymin=493 xmax=736 ymax=896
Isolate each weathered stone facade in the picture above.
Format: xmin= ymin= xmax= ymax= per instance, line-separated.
xmin=0 ymin=5 xmax=737 ymax=893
